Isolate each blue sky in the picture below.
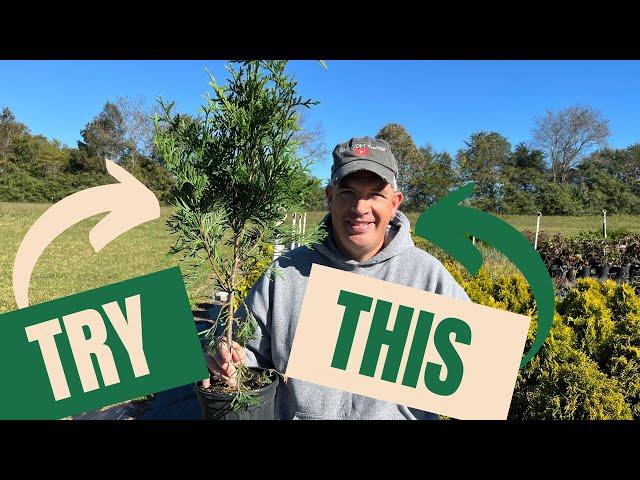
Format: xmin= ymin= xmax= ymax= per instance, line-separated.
xmin=1 ymin=60 xmax=639 ymax=181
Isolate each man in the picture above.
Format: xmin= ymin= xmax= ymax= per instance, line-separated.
xmin=208 ymin=136 xmax=470 ymax=419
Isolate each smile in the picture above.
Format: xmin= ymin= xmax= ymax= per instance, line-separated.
xmin=345 ymin=220 xmax=375 ymax=234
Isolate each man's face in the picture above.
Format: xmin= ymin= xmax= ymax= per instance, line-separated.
xmin=326 ymin=170 xmax=404 ymax=262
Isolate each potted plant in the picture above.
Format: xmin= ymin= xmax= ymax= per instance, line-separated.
xmin=596 ymin=238 xmax=620 ymax=281
xmin=154 ymin=60 xmax=325 ymax=420
xmin=563 ymin=237 xmax=585 ymax=282
xmin=537 ymin=234 xmax=565 ymax=277
xmin=620 ymin=234 xmax=640 ymax=280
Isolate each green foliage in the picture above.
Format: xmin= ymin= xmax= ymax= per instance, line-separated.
xmin=4 ymin=103 xmax=640 ymax=217
xmin=536 ymin=182 xmax=583 ymax=215
xmin=235 ymin=244 xmax=274 ymax=309
xmin=443 ymin=261 xmax=640 ymax=419
xmin=376 ymin=123 xmax=424 ymax=205
xmin=513 ymin=340 xmax=632 ymax=419
xmin=120 ymin=153 xmax=175 ymax=204
xmin=513 ymin=313 xmax=630 ymax=420
xmin=456 ymin=131 xmax=512 ymax=212
xmin=0 ymin=105 xmax=174 ymax=204
xmin=535 ymin=231 xmax=640 ymax=269
xmin=575 ymin=157 xmax=640 ymax=214
xmin=154 ymin=61 xmax=326 ymax=396
xmin=78 ymin=101 xmax=128 ymax=162
xmin=558 ymin=279 xmax=615 ymax=358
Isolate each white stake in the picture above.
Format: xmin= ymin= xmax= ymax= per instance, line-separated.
xmin=603 ymin=209 xmax=607 ymax=239
xmin=534 ymin=211 xmax=542 ymax=251
xmin=292 ymin=213 xmax=297 ymax=249
xmin=273 ymin=214 xmax=286 ymax=261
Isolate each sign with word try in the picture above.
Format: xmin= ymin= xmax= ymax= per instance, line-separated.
xmin=0 ymin=267 xmax=207 ymax=419
xmin=286 ymin=264 xmax=531 ymax=420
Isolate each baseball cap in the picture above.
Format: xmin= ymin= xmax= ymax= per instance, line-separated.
xmin=331 ymin=136 xmax=398 ymax=186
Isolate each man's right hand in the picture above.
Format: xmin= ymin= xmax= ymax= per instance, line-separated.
xmin=205 ymin=337 xmax=247 ymax=387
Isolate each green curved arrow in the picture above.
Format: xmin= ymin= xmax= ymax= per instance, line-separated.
xmin=414 ymin=182 xmax=554 ymax=368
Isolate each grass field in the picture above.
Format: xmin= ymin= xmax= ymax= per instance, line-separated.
xmin=0 ymin=203 xmax=185 ymax=314
xmin=305 ymin=211 xmax=640 ymax=237
xmin=1 ymin=202 xmax=639 ymax=314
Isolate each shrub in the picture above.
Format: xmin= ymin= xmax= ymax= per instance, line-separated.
xmin=423 ymin=238 xmax=640 ymax=418
xmin=557 ymin=279 xmax=615 ymax=358
xmin=234 ymin=244 xmax=274 ymax=309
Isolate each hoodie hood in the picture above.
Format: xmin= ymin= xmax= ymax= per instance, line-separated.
xmin=313 ymin=210 xmax=415 ymax=268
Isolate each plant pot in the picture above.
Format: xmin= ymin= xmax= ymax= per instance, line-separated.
xmin=194 ymin=368 xmax=279 ymax=420
xmin=549 ymin=265 xmax=563 ymax=278
xmin=620 ymin=264 xmax=632 ymax=280
xmin=565 ymin=267 xmax=576 ymax=283
xmin=595 ymin=265 xmax=611 ymax=281
xmin=577 ymin=265 xmax=591 ymax=278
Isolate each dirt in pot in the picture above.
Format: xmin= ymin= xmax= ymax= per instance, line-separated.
xmin=201 ymin=368 xmax=274 ymax=395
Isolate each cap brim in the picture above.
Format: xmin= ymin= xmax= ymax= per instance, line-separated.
xmin=331 ymin=160 xmax=395 ymax=185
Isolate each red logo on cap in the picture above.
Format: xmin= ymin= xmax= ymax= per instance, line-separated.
xmin=354 ymin=146 xmax=369 ymax=156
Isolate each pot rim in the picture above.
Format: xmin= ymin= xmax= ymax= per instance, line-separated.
xmin=194 ymin=368 xmax=280 ymax=400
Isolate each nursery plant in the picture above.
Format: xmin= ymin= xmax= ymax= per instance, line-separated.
xmin=153 ymin=60 xmax=325 ymax=418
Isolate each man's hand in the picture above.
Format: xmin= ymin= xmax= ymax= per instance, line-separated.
xmin=205 ymin=337 xmax=247 ymax=387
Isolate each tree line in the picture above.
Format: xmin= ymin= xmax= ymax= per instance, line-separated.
xmin=0 ymin=99 xmax=327 ymax=209
xmin=2 ymin=101 xmax=639 ymax=215
xmin=0 ymin=99 xmax=175 ymax=204
xmin=376 ymin=105 xmax=640 ymax=215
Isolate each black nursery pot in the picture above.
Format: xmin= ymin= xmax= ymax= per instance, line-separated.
xmin=577 ymin=265 xmax=591 ymax=278
xmin=595 ymin=265 xmax=611 ymax=281
xmin=565 ymin=268 xmax=576 ymax=282
xmin=620 ymin=264 xmax=632 ymax=280
xmin=549 ymin=265 xmax=563 ymax=278
xmin=194 ymin=369 xmax=279 ymax=420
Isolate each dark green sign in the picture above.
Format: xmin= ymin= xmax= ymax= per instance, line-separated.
xmin=0 ymin=267 xmax=207 ymax=419
xmin=415 ymin=183 xmax=555 ymax=368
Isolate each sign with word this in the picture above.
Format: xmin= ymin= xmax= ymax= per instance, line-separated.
xmin=0 ymin=267 xmax=207 ymax=419
xmin=286 ymin=264 xmax=531 ymax=420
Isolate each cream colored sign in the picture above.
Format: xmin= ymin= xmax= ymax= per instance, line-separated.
xmin=285 ymin=264 xmax=531 ymax=420
xmin=13 ymin=159 xmax=160 ymax=309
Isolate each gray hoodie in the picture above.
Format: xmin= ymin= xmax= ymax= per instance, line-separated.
xmin=241 ymin=211 xmax=470 ymax=420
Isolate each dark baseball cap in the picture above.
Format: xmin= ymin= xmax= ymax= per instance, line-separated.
xmin=331 ymin=136 xmax=398 ymax=186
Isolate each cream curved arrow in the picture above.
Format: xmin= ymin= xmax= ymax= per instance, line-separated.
xmin=12 ymin=160 xmax=161 ymax=309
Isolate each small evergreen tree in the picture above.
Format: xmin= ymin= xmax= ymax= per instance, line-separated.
xmin=153 ymin=60 xmax=325 ymax=400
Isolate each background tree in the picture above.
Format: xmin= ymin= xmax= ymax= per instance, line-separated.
xmin=536 ymin=182 xmax=582 ymax=215
xmin=116 ymin=95 xmax=159 ymax=161
xmin=78 ymin=101 xmax=128 ymax=167
xmin=500 ymin=143 xmax=547 ymax=214
xmin=407 ymin=145 xmax=457 ymax=211
xmin=574 ymin=154 xmax=639 ymax=214
xmin=532 ymin=105 xmax=611 ymax=184
xmin=456 ymin=131 xmax=511 ymax=212
xmin=376 ymin=123 xmax=425 ymax=202
xmin=293 ymin=107 xmax=328 ymax=168
xmin=595 ymin=145 xmax=640 ymax=197
xmin=0 ymin=107 xmax=30 ymax=161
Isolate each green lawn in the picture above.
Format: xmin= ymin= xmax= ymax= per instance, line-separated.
xmin=305 ymin=211 xmax=639 ymax=237
xmin=2 ymin=203 xmax=639 ymax=314
xmin=0 ymin=203 xmax=193 ymax=314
